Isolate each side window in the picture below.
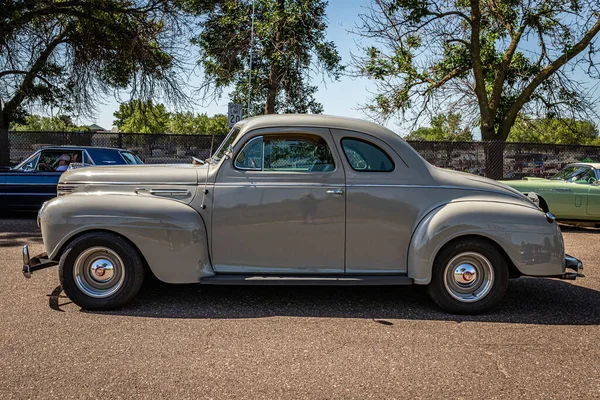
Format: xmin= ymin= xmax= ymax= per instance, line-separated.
xmin=234 ymin=136 xmax=335 ymax=172
xmin=19 ymin=153 xmax=40 ymax=171
xmin=36 ymin=150 xmax=82 ymax=171
xmin=264 ymin=137 xmax=334 ymax=172
xmin=341 ymin=138 xmax=394 ymax=172
xmin=235 ymin=136 xmax=264 ymax=170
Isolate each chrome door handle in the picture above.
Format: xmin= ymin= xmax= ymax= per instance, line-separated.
xmin=326 ymin=189 xmax=344 ymax=195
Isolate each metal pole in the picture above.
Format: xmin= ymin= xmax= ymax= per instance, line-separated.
xmin=247 ymin=0 xmax=255 ymax=118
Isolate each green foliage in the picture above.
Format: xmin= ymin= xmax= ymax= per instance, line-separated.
xmin=405 ymin=113 xmax=473 ymax=141
xmin=354 ymin=0 xmax=600 ymax=143
xmin=192 ymin=0 xmax=344 ymax=115
xmin=0 ymin=0 xmax=188 ymax=131
xmin=169 ymin=112 xmax=229 ymax=135
xmin=10 ymin=115 xmax=90 ymax=132
xmin=114 ymin=100 xmax=229 ymax=134
xmin=507 ymin=117 xmax=600 ymax=145
xmin=114 ymin=100 xmax=171 ymax=134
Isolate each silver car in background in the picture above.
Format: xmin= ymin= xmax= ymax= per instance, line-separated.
xmin=23 ymin=114 xmax=583 ymax=314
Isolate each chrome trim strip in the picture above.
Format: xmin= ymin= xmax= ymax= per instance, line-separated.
xmin=214 ymin=182 xmax=343 ymax=188
xmin=148 ymin=189 xmax=191 ymax=196
xmin=345 ymin=184 xmax=521 ymax=198
xmin=59 ymin=181 xmax=197 ymax=185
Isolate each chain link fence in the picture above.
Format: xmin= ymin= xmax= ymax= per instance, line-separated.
xmin=6 ymin=131 xmax=226 ymax=165
xmin=4 ymin=130 xmax=600 ymax=179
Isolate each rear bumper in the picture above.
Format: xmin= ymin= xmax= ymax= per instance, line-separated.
xmin=560 ymin=254 xmax=584 ymax=280
xmin=22 ymin=245 xmax=58 ymax=279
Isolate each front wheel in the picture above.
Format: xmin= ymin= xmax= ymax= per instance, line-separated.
xmin=59 ymin=232 xmax=145 ymax=310
xmin=427 ymin=238 xmax=509 ymax=314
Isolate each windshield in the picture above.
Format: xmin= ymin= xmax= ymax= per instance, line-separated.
xmin=120 ymin=151 xmax=144 ymax=165
xmin=210 ymin=127 xmax=241 ymax=163
xmin=551 ymin=165 xmax=595 ymax=182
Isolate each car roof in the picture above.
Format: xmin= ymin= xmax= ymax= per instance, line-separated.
xmin=38 ymin=146 xmax=127 ymax=151
xmin=236 ymin=114 xmax=402 ymax=142
xmin=567 ymin=162 xmax=600 ymax=169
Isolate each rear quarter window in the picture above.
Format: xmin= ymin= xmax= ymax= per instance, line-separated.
xmin=341 ymin=138 xmax=394 ymax=172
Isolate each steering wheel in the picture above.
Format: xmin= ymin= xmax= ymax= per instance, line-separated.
xmin=250 ymin=157 xmax=257 ymax=169
xmin=38 ymin=163 xmax=53 ymax=172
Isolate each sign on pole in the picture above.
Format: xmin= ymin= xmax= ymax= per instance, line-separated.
xmin=228 ymin=103 xmax=243 ymax=127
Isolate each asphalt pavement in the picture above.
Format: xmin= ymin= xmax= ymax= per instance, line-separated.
xmin=0 ymin=218 xmax=598 ymax=399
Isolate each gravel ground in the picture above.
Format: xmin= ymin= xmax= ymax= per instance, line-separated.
xmin=0 ymin=218 xmax=598 ymax=399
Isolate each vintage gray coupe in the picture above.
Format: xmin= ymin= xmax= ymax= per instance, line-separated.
xmin=23 ymin=115 xmax=583 ymax=314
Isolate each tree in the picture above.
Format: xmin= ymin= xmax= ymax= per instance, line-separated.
xmin=170 ymin=112 xmax=229 ymax=134
xmin=0 ymin=0 xmax=189 ymax=165
xmin=507 ymin=117 xmax=599 ymax=144
xmin=113 ymin=100 xmax=171 ymax=133
xmin=405 ymin=113 xmax=473 ymax=141
xmin=10 ymin=114 xmax=90 ymax=131
xmin=353 ymin=0 xmax=600 ymax=178
xmin=192 ymin=0 xmax=344 ymax=116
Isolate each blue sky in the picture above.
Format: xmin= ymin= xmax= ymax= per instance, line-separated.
xmin=76 ymin=0 xmax=599 ymax=140
xmin=78 ymin=0 xmax=386 ymax=132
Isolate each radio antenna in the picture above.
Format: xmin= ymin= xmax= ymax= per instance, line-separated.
xmin=200 ymin=135 xmax=215 ymax=210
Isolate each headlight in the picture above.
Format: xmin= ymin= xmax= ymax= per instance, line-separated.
xmin=37 ymin=201 xmax=49 ymax=228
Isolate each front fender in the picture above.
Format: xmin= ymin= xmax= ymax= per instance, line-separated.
xmin=407 ymin=201 xmax=564 ymax=284
xmin=40 ymin=193 xmax=213 ymax=283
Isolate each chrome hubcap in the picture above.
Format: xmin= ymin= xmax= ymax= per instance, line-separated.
xmin=443 ymin=252 xmax=494 ymax=303
xmin=90 ymin=259 xmax=114 ymax=282
xmin=454 ymin=263 xmax=477 ymax=285
xmin=73 ymin=247 xmax=125 ymax=298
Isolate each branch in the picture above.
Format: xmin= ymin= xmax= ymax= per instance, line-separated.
xmin=426 ymin=66 xmax=470 ymax=88
xmin=502 ymin=13 xmax=600 ymax=139
xmin=1 ymin=34 xmax=65 ymax=116
xmin=489 ymin=23 xmax=527 ymax=113
xmin=468 ymin=0 xmax=493 ymax=130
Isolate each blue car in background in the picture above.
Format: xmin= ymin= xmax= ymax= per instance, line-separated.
xmin=0 ymin=146 xmax=143 ymax=213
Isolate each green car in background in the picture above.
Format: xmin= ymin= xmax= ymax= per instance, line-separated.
xmin=500 ymin=163 xmax=600 ymax=224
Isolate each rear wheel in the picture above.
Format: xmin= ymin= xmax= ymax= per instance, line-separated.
xmin=427 ymin=238 xmax=509 ymax=314
xmin=59 ymin=232 xmax=145 ymax=310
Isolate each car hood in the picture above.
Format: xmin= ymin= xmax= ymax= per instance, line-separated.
xmin=432 ymin=168 xmax=534 ymax=203
xmin=59 ymin=164 xmax=202 ymax=185
xmin=498 ymin=177 xmax=558 ymax=189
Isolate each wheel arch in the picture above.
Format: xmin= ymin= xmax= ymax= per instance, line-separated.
xmin=41 ymin=193 xmax=214 ymax=283
xmin=408 ymin=201 xmax=564 ymax=284
xmin=53 ymin=228 xmax=154 ymax=277
xmin=432 ymin=234 xmax=521 ymax=279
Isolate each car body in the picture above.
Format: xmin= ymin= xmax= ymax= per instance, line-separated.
xmin=24 ymin=115 xmax=583 ymax=314
xmin=500 ymin=163 xmax=600 ymax=223
xmin=1 ymin=146 xmax=143 ymax=212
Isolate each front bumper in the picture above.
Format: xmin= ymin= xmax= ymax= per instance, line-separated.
xmin=560 ymin=254 xmax=584 ymax=280
xmin=22 ymin=245 xmax=58 ymax=279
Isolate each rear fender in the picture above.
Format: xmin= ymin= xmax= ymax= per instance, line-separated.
xmin=407 ymin=201 xmax=564 ymax=284
xmin=40 ymin=193 xmax=213 ymax=283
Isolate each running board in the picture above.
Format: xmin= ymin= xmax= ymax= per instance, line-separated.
xmin=200 ymin=274 xmax=413 ymax=286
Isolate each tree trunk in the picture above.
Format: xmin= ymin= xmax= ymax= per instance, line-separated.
xmin=480 ymin=126 xmax=505 ymax=180
xmin=484 ymin=141 xmax=505 ymax=180
xmin=0 ymin=112 xmax=10 ymax=166
xmin=264 ymin=0 xmax=285 ymax=114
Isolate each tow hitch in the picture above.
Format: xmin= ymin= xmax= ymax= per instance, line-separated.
xmin=22 ymin=245 xmax=58 ymax=278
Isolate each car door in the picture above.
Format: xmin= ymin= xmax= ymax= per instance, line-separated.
xmin=587 ymin=168 xmax=600 ymax=217
xmin=5 ymin=149 xmax=80 ymax=211
xmin=330 ymin=128 xmax=420 ymax=274
xmin=211 ymin=127 xmax=346 ymax=274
